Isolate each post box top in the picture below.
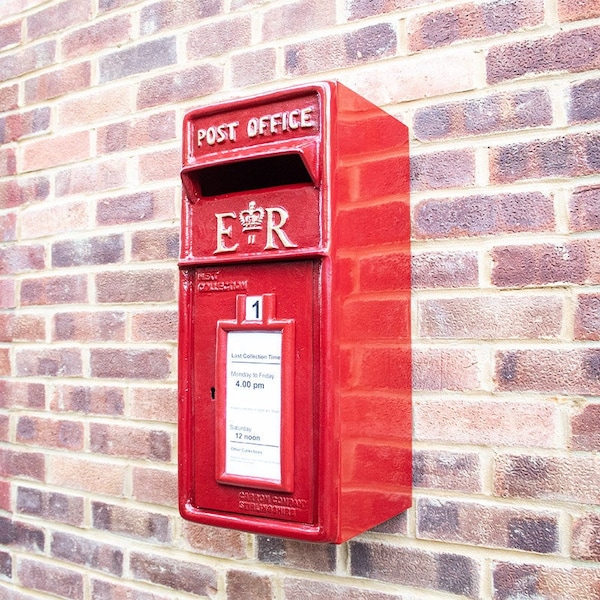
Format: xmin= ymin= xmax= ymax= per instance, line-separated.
xmin=182 ymin=81 xmax=336 ymax=170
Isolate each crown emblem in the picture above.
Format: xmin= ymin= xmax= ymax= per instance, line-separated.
xmin=239 ymin=201 xmax=265 ymax=232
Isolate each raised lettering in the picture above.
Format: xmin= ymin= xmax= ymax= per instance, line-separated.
xmin=264 ymin=207 xmax=297 ymax=250
xmin=214 ymin=212 xmax=239 ymax=254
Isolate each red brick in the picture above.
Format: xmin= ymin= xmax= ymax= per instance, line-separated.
xmin=413 ymin=347 xmax=480 ymax=391
xmin=414 ymin=88 xmax=552 ymax=140
xmin=284 ymin=579 xmax=402 ymax=600
xmin=0 ymin=279 xmax=15 ymax=308
xmin=371 ymin=512 xmax=408 ymax=536
xmin=0 ymin=416 xmax=8 ymax=441
xmin=570 ymin=185 xmax=600 ymax=231
xmin=411 ymin=250 xmax=478 ymax=289
xmin=490 ymin=132 xmax=600 ymax=183
xmin=419 ymin=295 xmax=562 ymax=339
xmin=0 ymin=449 xmax=45 ymax=481
xmin=51 ymin=531 xmax=123 ymax=576
xmin=24 ymin=61 xmax=91 ymax=103
xmin=138 ymin=147 xmax=180 ymax=183
xmin=418 ymin=498 xmax=558 ymax=553
xmin=137 ymin=65 xmax=223 ymax=109
xmin=487 ymin=25 xmax=600 ymax=83
xmin=96 ymin=269 xmax=176 ymax=303
xmin=0 ymin=516 xmax=45 ymax=551
xmin=3 ymin=107 xmax=51 ymax=142
xmin=90 ymin=423 xmax=171 ymax=461
xmin=130 ymin=551 xmax=217 ymax=596
xmin=490 ymin=240 xmax=600 ymax=287
xmin=22 ymin=130 xmax=91 ymax=172
xmin=568 ymin=78 xmax=600 ymax=124
xmin=575 ymin=294 xmax=600 ymax=340
xmin=98 ymin=0 xmax=140 ymax=13
xmin=96 ymin=191 xmax=159 ymax=225
xmin=414 ymin=450 xmax=482 ymax=493
xmin=263 ymin=0 xmax=336 ymax=40
xmin=409 ymin=0 xmax=543 ymax=51
xmin=58 ymin=85 xmax=132 ymax=128
xmin=140 ymin=0 xmax=221 ymax=34
xmin=0 ymin=177 xmax=50 ymax=209
xmin=570 ymin=402 xmax=600 ymax=451
xmin=20 ymin=199 xmax=86 ymax=239
xmin=572 ymin=513 xmax=600 ymax=561
xmin=16 ymin=487 xmax=84 ymax=526
xmin=558 ymin=0 xmax=600 ymax=22
xmin=52 ymin=234 xmax=124 ymax=268
xmin=27 ymin=0 xmax=90 ymax=40
xmin=496 ymin=348 xmax=600 ymax=395
xmin=0 ymin=20 xmax=20 ymax=50
xmin=0 ymin=40 xmax=55 ymax=80
xmin=0 ymin=313 xmax=45 ymax=342
xmin=231 ymin=48 xmax=277 ymax=87
xmin=21 ymin=274 xmax=88 ymax=306
xmin=227 ymin=571 xmax=273 ymax=600
xmin=346 ymin=0 xmax=431 ymax=19
xmin=411 ymin=148 xmax=475 ymax=191
xmin=350 ymin=540 xmax=479 ymax=598
xmin=55 ymin=158 xmax=128 ymax=197
xmin=493 ymin=561 xmax=600 ymax=600
xmin=48 ymin=455 xmax=127 ymax=496
xmin=182 ymin=522 xmax=247 ymax=558
xmin=131 ymin=310 xmax=177 ymax=342
xmin=0 ymin=349 xmax=8 ymax=376
xmin=131 ymin=226 xmax=178 ymax=261
xmin=50 ymin=384 xmax=124 ymax=416
xmin=414 ymin=191 xmax=554 ymax=238
xmin=0 ymin=481 xmax=9 ymax=511
xmin=132 ymin=466 xmax=177 ymax=507
xmin=0 ymin=244 xmax=44 ymax=274
xmin=17 ymin=416 xmax=84 ymax=450
xmin=187 ymin=15 xmax=252 ymax=59
xmin=494 ymin=453 xmax=600 ymax=504
xmin=53 ymin=311 xmax=125 ymax=342
xmin=97 ymin=111 xmax=176 ymax=154
xmin=99 ymin=37 xmax=177 ymax=83
xmin=91 ymin=580 xmax=175 ymax=600
xmin=0 ymin=381 xmax=45 ymax=409
xmin=257 ymin=536 xmax=336 ymax=572
xmin=0 ymin=84 xmax=18 ymax=112
xmin=92 ymin=502 xmax=171 ymax=543
xmin=130 ymin=386 xmax=177 ymax=422
xmin=61 ymin=14 xmax=131 ymax=60
xmin=15 ymin=347 xmax=82 ymax=377
xmin=17 ymin=558 xmax=83 ymax=600
xmin=90 ymin=348 xmax=171 ymax=380
xmin=415 ymin=397 xmax=557 ymax=448
xmin=285 ymin=24 xmax=397 ymax=75
xmin=0 ymin=146 xmax=16 ymax=176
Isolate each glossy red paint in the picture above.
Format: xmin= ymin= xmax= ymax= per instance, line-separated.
xmin=178 ymin=81 xmax=411 ymax=543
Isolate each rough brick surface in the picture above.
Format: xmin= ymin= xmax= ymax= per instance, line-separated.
xmin=2 ymin=0 xmax=600 ymax=598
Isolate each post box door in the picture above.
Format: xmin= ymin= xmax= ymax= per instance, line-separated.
xmin=187 ymin=259 xmax=318 ymax=525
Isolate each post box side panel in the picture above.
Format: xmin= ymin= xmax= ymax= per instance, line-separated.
xmin=181 ymin=260 xmax=319 ymax=530
xmin=330 ymin=83 xmax=412 ymax=542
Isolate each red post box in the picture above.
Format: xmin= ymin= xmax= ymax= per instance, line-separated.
xmin=179 ymin=81 xmax=411 ymax=543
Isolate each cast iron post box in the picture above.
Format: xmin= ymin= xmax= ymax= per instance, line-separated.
xmin=179 ymin=81 xmax=411 ymax=543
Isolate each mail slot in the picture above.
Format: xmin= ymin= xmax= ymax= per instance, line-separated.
xmin=178 ymin=81 xmax=411 ymax=543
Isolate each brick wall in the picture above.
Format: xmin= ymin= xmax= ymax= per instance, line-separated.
xmin=1 ymin=0 xmax=599 ymax=598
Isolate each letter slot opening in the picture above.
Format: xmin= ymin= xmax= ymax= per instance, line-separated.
xmin=192 ymin=154 xmax=314 ymax=197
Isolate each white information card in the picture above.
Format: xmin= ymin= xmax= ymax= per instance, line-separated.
xmin=225 ymin=330 xmax=283 ymax=482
